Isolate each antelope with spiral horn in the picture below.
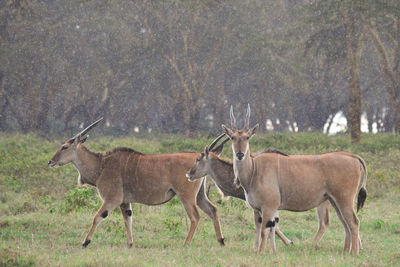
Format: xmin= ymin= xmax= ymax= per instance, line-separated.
xmin=221 ymin=105 xmax=367 ymax=255
xmin=49 ymin=118 xmax=225 ymax=248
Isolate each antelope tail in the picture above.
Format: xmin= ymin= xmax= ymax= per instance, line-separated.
xmin=356 ymin=156 xmax=368 ymax=212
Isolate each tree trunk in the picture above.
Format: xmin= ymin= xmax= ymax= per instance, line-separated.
xmin=181 ymin=101 xmax=192 ymax=137
xmin=212 ymin=70 xmax=226 ymax=130
xmin=325 ymin=114 xmax=334 ymax=134
xmin=365 ymin=105 xmax=374 ymax=133
xmin=254 ymin=84 xmax=268 ymax=132
xmin=393 ymin=99 xmax=400 ymax=132
xmin=36 ymin=72 xmax=50 ymax=132
xmin=348 ymin=80 xmax=361 ymax=142
xmin=189 ymin=103 xmax=201 ymax=135
xmin=346 ymin=16 xmax=365 ymax=144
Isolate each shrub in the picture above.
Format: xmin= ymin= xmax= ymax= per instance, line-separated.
xmin=59 ymin=187 xmax=100 ymax=214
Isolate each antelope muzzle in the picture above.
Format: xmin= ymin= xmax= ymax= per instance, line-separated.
xmin=236 ymin=152 xmax=244 ymax=160
xmin=185 ymin=170 xmax=196 ymax=181
xmin=48 ymin=159 xmax=57 ymax=168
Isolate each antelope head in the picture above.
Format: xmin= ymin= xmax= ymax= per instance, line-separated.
xmin=222 ymin=104 xmax=259 ymax=161
xmin=48 ymin=118 xmax=103 ymax=168
xmin=186 ymin=133 xmax=229 ymax=181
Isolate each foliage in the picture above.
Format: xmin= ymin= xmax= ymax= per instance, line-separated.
xmin=58 ymin=187 xmax=100 ymax=214
xmin=1 ymin=133 xmax=400 ymax=265
xmin=1 ymin=0 xmax=399 ymax=136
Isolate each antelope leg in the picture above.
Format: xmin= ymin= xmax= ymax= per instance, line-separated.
xmin=120 ymin=203 xmax=133 ymax=248
xmin=82 ymin=201 xmax=119 ymax=247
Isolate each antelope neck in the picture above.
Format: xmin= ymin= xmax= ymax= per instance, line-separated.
xmin=72 ymin=145 xmax=102 ymax=186
xmin=233 ymin=151 xmax=254 ymax=189
xmin=209 ymin=156 xmax=246 ymax=200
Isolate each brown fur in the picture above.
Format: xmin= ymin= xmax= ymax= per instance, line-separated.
xmin=222 ymin=106 xmax=367 ymax=255
xmin=253 ymin=148 xmax=289 ymax=157
xmin=187 ymin=149 xmax=332 ymax=249
xmin=49 ymin=137 xmax=224 ymax=248
xmin=105 ymin=147 xmax=144 ymax=156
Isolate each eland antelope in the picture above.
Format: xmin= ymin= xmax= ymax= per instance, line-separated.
xmin=186 ymin=134 xmax=332 ymax=250
xmin=221 ymin=105 xmax=367 ymax=255
xmin=48 ymin=118 xmax=225 ymax=248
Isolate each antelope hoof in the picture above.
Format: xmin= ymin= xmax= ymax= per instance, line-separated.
xmin=218 ymin=237 xmax=225 ymax=246
xmin=82 ymin=240 xmax=91 ymax=248
xmin=127 ymin=243 xmax=133 ymax=248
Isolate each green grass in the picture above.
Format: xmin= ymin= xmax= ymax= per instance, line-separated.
xmin=1 ymin=132 xmax=400 ymax=266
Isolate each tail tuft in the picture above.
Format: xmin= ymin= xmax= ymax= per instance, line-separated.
xmin=357 ymin=188 xmax=367 ymax=212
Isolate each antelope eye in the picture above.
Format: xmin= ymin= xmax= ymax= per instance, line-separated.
xmin=246 ymin=136 xmax=250 ymax=140
xmin=196 ymin=157 xmax=201 ymax=162
xmin=61 ymin=145 xmax=68 ymax=150
xmin=231 ymin=137 xmax=236 ymax=141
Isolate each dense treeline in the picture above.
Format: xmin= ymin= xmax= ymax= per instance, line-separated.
xmin=1 ymin=0 xmax=399 ymax=139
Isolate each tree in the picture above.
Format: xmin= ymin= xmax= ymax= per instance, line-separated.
xmin=304 ymin=1 xmax=368 ymax=143
xmin=139 ymin=1 xmax=223 ymax=136
xmin=364 ymin=16 xmax=400 ymax=132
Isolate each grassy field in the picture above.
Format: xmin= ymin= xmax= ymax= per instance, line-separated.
xmin=1 ymin=132 xmax=400 ymax=266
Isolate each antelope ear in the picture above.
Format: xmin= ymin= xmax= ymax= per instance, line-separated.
xmin=212 ymin=143 xmax=224 ymax=156
xmin=73 ymin=135 xmax=81 ymax=145
xmin=80 ymin=135 xmax=88 ymax=143
xmin=249 ymin=124 xmax=259 ymax=138
xmin=204 ymin=146 xmax=210 ymax=158
xmin=221 ymin=124 xmax=233 ymax=137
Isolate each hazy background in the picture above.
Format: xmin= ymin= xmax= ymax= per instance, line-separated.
xmin=1 ymin=0 xmax=399 ymax=139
